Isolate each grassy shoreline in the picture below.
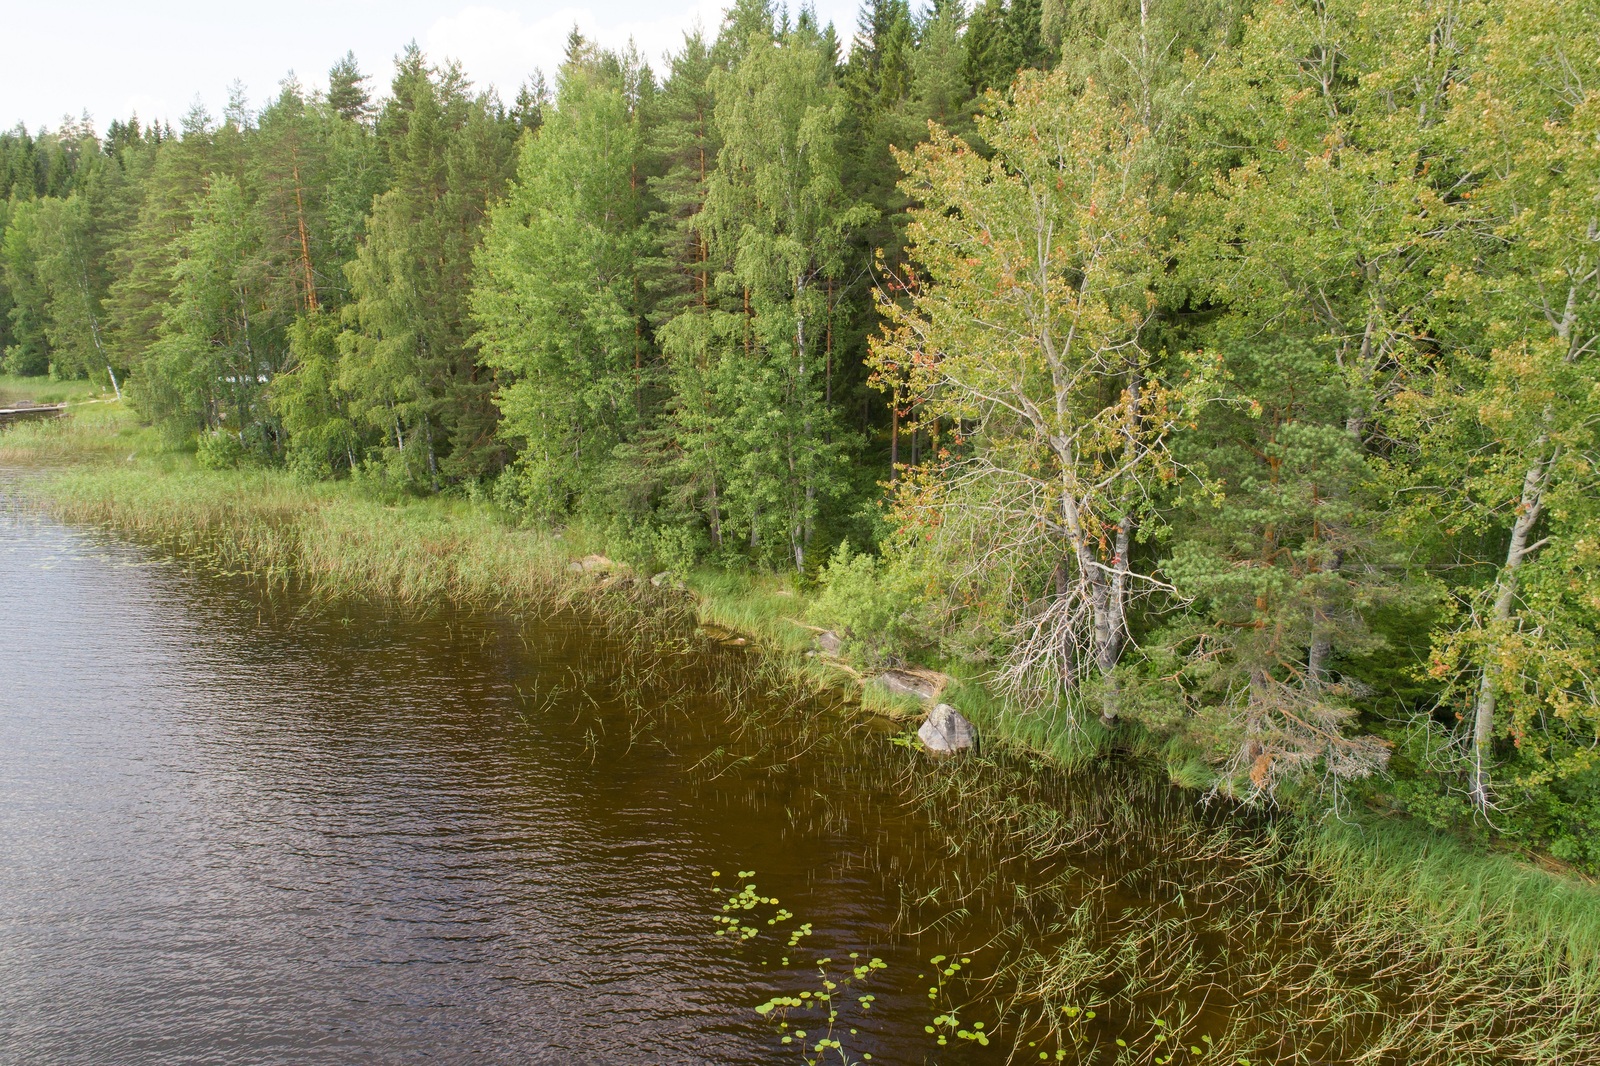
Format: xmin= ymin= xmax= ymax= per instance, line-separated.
xmin=5 ymin=401 xmax=1600 ymax=1060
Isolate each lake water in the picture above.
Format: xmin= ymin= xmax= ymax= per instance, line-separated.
xmin=0 ymin=482 xmax=1568 ymax=1065
xmin=0 ymin=491 xmax=1019 ymax=1064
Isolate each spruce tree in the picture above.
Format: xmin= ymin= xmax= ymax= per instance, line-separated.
xmin=104 ymin=105 xmax=220 ymax=370
xmin=339 ymin=46 xmax=516 ymax=487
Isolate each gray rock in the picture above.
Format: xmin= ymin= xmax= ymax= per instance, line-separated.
xmin=918 ymin=703 xmax=976 ymax=753
xmin=816 ymin=630 xmax=844 ymax=656
xmin=876 ymin=669 xmax=940 ymax=701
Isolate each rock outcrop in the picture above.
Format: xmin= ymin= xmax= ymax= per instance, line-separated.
xmin=875 ymin=668 xmax=943 ymax=702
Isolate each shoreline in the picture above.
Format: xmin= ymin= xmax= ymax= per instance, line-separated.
xmin=5 ymin=400 xmax=1600 ymax=1061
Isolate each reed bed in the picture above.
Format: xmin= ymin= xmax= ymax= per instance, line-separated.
xmin=39 ymin=465 xmax=578 ymax=607
xmin=502 ymin=611 xmax=1600 ymax=1064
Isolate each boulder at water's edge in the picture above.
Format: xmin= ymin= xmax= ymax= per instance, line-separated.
xmin=918 ymin=703 xmax=976 ymax=753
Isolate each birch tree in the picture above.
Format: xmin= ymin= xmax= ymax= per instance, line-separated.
xmin=141 ymin=175 xmax=269 ymax=438
xmin=670 ymin=21 xmax=868 ymax=572
xmin=1403 ymin=0 xmax=1600 ymax=812
xmin=473 ymin=40 xmax=652 ymax=517
xmin=874 ymin=74 xmax=1194 ymax=722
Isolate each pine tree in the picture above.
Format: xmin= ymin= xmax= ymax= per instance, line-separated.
xmin=647 ymin=32 xmax=719 ymax=323
xmin=251 ymin=80 xmax=333 ymax=318
xmin=326 ymin=51 xmax=375 ymax=124
xmin=1156 ymin=331 xmax=1394 ymax=800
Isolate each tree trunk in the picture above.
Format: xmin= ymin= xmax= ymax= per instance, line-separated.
xmin=889 ymin=383 xmax=900 ymax=483
xmin=1061 ymin=491 xmax=1127 ymax=724
xmin=292 ymin=155 xmax=319 ymax=313
xmin=1307 ymin=548 xmax=1344 ymax=686
xmin=423 ymin=415 xmax=440 ymax=493
xmin=797 ymin=308 xmax=814 ymax=567
xmin=1469 ymin=444 xmax=1554 ymax=812
xmin=706 ymin=464 xmax=723 ymax=548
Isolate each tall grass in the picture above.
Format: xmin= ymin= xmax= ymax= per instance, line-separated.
xmin=45 ymin=467 xmax=579 ymax=605
xmin=0 ymin=397 xmax=143 ymax=464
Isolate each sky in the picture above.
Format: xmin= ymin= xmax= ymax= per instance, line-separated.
xmin=0 ymin=0 xmax=862 ymax=135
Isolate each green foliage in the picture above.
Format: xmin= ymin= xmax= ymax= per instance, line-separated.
xmin=1 ymin=198 xmax=50 ymax=375
xmin=195 ymin=428 xmax=244 ymax=470
xmin=811 ymin=540 xmax=907 ymax=666
xmin=1149 ymin=334 xmax=1397 ymax=801
xmin=339 ymin=46 xmax=517 ymax=489
xmin=138 ymin=174 xmax=274 ymax=441
xmin=474 ymin=40 xmax=653 ymax=519
xmin=659 ymin=17 xmax=872 ymax=573
xmin=3 ymin=0 xmax=1599 ymax=870
xmin=272 ymin=310 xmax=359 ymax=480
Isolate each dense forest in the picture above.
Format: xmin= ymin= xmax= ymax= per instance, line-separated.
xmin=3 ymin=0 xmax=1596 ymax=869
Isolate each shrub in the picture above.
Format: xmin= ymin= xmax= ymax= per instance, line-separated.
xmin=812 ymin=541 xmax=910 ymax=666
xmin=195 ymin=430 xmax=245 ymax=470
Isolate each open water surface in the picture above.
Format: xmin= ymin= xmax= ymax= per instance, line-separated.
xmin=0 ymin=490 xmax=1028 ymax=1064
xmin=5 ymin=481 xmax=1545 ymax=1066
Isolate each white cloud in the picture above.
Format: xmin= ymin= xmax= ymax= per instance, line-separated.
xmin=425 ymin=5 xmax=590 ymax=96
xmin=421 ymin=0 xmax=750 ymax=98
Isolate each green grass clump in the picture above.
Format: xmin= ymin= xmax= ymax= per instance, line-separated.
xmin=685 ymin=567 xmax=815 ymax=655
xmin=938 ymin=662 xmax=1116 ymax=769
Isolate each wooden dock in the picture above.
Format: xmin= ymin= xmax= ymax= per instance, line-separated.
xmin=0 ymin=402 xmax=69 ymax=426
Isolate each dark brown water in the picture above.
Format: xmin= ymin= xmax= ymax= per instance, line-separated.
xmin=6 ymin=485 xmax=1559 ymax=1066
xmin=1 ymin=495 xmax=1046 ymax=1065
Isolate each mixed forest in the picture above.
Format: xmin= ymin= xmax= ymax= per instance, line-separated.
xmin=3 ymin=0 xmax=1598 ymax=870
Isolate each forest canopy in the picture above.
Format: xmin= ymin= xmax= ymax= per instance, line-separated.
xmin=4 ymin=0 xmax=1597 ymax=868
